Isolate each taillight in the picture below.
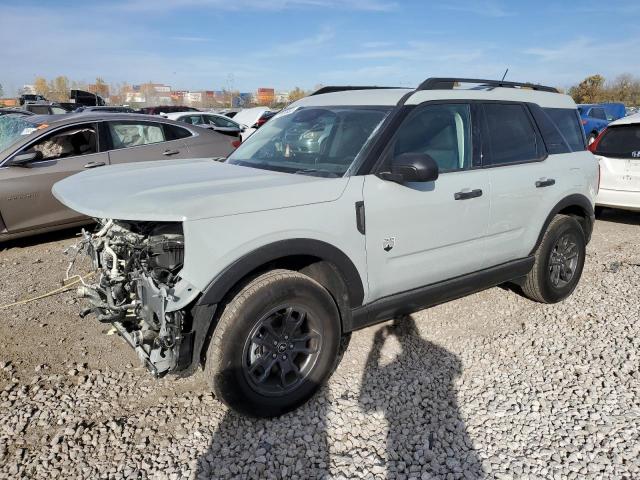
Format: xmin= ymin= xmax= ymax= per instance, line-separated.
xmin=231 ymin=139 xmax=241 ymax=148
xmin=588 ymin=128 xmax=606 ymax=153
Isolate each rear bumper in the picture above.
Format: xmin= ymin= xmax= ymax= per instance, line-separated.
xmin=596 ymin=188 xmax=640 ymax=212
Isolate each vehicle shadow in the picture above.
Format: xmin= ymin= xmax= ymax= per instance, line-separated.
xmin=596 ymin=208 xmax=640 ymax=226
xmin=0 ymin=224 xmax=88 ymax=251
xmin=359 ymin=315 xmax=484 ymax=478
xmin=197 ymin=385 xmax=332 ymax=479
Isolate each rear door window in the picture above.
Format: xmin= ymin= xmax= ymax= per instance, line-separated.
xmin=181 ymin=115 xmax=204 ymax=125
xmin=589 ymin=108 xmax=607 ymax=120
xmin=483 ymin=103 xmax=540 ymax=165
xmin=543 ymin=108 xmax=586 ymax=151
xmin=594 ymin=125 xmax=640 ymax=158
xmin=206 ymin=115 xmax=237 ymax=128
xmin=107 ymin=121 xmax=166 ymax=149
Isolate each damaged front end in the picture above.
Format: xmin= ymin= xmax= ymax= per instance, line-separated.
xmin=67 ymin=219 xmax=202 ymax=377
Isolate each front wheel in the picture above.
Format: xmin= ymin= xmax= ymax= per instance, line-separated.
xmin=204 ymin=269 xmax=342 ymax=417
xmin=522 ymin=215 xmax=586 ymax=303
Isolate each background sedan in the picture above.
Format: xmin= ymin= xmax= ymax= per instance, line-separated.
xmin=163 ymin=111 xmax=244 ymax=143
xmin=0 ymin=113 xmax=236 ymax=241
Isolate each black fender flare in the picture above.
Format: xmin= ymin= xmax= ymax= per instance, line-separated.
xmin=530 ymin=194 xmax=595 ymax=255
xmin=196 ymin=238 xmax=365 ymax=308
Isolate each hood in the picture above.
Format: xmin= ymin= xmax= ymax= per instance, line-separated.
xmin=52 ymin=158 xmax=349 ymax=222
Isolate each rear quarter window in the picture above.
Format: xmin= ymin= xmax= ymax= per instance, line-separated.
xmin=543 ymin=108 xmax=586 ymax=152
xmin=595 ymin=125 xmax=640 ymax=158
xmin=163 ymin=123 xmax=193 ymax=140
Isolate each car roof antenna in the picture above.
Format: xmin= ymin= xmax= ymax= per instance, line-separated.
xmin=501 ymin=68 xmax=509 ymax=81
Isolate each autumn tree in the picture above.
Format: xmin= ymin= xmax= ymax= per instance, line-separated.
xmin=606 ymin=74 xmax=640 ymax=105
xmin=89 ymin=77 xmax=110 ymax=99
xmin=568 ymin=73 xmax=640 ymax=106
xmin=33 ymin=76 xmax=50 ymax=98
xmin=288 ymin=87 xmax=307 ymax=102
xmin=48 ymin=76 xmax=70 ymax=102
xmin=568 ymin=75 xmax=606 ymax=104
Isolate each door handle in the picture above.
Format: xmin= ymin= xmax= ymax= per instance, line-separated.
xmin=84 ymin=161 xmax=106 ymax=169
xmin=454 ymin=189 xmax=483 ymax=200
xmin=535 ymin=178 xmax=556 ymax=188
xmin=163 ymin=149 xmax=180 ymax=156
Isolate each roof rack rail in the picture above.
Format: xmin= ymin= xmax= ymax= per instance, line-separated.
xmin=310 ymin=86 xmax=403 ymax=96
xmin=417 ymin=77 xmax=559 ymax=93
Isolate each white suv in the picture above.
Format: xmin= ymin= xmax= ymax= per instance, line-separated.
xmin=53 ymin=78 xmax=599 ymax=417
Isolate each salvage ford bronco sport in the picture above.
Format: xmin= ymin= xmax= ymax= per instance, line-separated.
xmin=53 ymin=78 xmax=599 ymax=417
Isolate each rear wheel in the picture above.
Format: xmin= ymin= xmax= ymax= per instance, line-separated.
xmin=205 ymin=269 xmax=342 ymax=417
xmin=522 ymin=215 xmax=586 ymax=303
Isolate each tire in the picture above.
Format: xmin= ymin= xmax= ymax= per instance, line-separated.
xmin=205 ymin=269 xmax=342 ymax=417
xmin=522 ymin=215 xmax=586 ymax=304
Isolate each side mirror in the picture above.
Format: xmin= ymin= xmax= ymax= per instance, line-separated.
xmin=379 ymin=153 xmax=439 ymax=183
xmin=8 ymin=150 xmax=42 ymax=167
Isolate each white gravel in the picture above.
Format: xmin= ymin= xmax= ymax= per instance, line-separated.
xmin=1 ymin=210 xmax=639 ymax=479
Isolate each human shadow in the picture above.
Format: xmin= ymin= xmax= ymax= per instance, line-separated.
xmin=197 ymin=380 xmax=332 ymax=479
xmin=359 ymin=315 xmax=484 ymax=479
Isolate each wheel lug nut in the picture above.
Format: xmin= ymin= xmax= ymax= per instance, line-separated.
xmin=289 ymin=344 xmax=294 ymax=349
xmin=284 ymin=335 xmax=289 ymax=340
xmin=273 ymin=341 xmax=278 ymax=346
xmin=272 ymin=353 xmax=277 ymax=359
xmin=282 ymin=354 xmax=287 ymax=360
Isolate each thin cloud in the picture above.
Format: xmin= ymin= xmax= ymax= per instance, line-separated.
xmin=171 ymin=36 xmax=213 ymax=42
xmin=117 ymin=0 xmax=396 ymax=13
xmin=340 ymin=41 xmax=485 ymax=63
xmin=255 ymin=27 xmax=335 ymax=58
xmin=439 ymin=0 xmax=513 ymax=17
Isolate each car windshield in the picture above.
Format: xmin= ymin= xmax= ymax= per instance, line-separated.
xmin=0 ymin=115 xmax=41 ymax=152
xmin=227 ymin=106 xmax=391 ymax=177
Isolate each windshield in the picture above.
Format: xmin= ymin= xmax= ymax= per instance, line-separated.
xmin=227 ymin=106 xmax=391 ymax=177
xmin=0 ymin=115 xmax=40 ymax=152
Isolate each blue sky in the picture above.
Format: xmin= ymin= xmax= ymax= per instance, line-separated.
xmin=1 ymin=0 xmax=639 ymax=95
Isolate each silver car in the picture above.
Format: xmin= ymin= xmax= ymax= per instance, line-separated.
xmin=0 ymin=113 xmax=235 ymax=241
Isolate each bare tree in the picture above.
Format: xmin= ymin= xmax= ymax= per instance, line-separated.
xmin=33 ymin=77 xmax=50 ymax=98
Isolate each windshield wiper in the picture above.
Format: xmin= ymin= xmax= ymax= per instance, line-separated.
xmin=293 ymin=169 xmax=339 ymax=178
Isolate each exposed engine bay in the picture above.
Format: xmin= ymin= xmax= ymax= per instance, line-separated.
xmin=66 ymin=219 xmax=195 ymax=377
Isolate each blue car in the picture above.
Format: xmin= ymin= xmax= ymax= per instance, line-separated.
xmin=578 ymin=103 xmax=626 ymax=144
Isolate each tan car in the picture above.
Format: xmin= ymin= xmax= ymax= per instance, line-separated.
xmin=0 ymin=113 xmax=236 ymax=241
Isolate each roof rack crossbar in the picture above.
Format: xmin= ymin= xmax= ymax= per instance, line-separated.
xmin=310 ymin=86 xmax=403 ymax=96
xmin=417 ymin=77 xmax=559 ymax=93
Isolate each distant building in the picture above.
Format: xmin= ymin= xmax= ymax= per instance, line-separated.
xmin=124 ymin=83 xmax=172 ymax=105
xmin=256 ymin=88 xmax=275 ymax=105
xmin=171 ymin=90 xmax=187 ymax=104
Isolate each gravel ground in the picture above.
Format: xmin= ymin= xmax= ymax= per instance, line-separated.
xmin=0 ymin=209 xmax=639 ymax=479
